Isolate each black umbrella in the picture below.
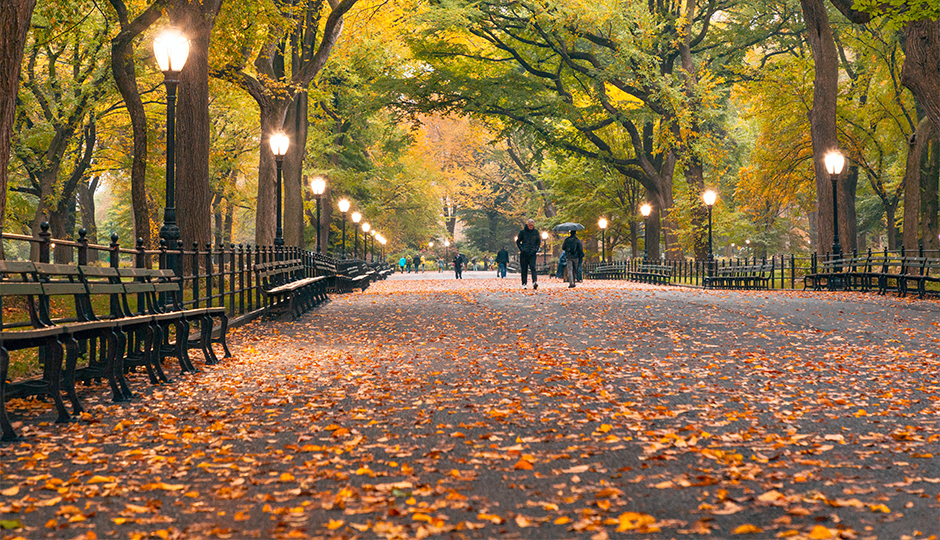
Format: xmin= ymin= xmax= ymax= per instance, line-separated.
xmin=553 ymin=222 xmax=585 ymax=232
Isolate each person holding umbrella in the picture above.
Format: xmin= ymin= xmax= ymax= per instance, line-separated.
xmin=516 ymin=219 xmax=541 ymax=289
xmin=562 ymin=230 xmax=585 ymax=288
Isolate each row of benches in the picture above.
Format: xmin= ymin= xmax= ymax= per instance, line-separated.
xmin=806 ymin=255 xmax=940 ymax=298
xmin=0 ymin=261 xmax=230 ymax=441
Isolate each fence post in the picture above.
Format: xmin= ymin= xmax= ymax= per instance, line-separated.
xmin=238 ymin=244 xmax=245 ymax=316
xmin=38 ymin=222 xmax=51 ymax=263
xmin=192 ymin=242 xmax=201 ymax=309
xmin=205 ymin=243 xmax=213 ymax=308
xmin=229 ymin=243 xmax=236 ymax=317
xmin=109 ymin=233 xmax=120 ymax=315
xmin=77 ymin=228 xmax=88 ymax=266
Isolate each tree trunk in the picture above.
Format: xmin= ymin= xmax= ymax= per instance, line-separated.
xmin=223 ymin=200 xmax=234 ymax=245
xmin=212 ymin=190 xmax=223 ymax=247
xmin=800 ymin=0 xmax=843 ymax=254
xmin=902 ymin=20 xmax=940 ymax=136
xmin=171 ymin=0 xmax=223 ymax=254
xmin=78 ymin=176 xmax=99 ymax=245
xmin=629 ymin=220 xmax=638 ymax=258
xmin=283 ymin=91 xmax=309 ymax=248
xmin=841 ymin=165 xmax=859 ymax=253
xmin=885 ymin=201 xmax=898 ymax=250
xmin=0 ymin=0 xmax=36 ymax=248
xmin=924 ymin=137 xmax=940 ymax=251
xmin=902 ymin=117 xmax=935 ymax=250
xmin=108 ymin=0 xmax=164 ymax=248
xmin=255 ymin=101 xmax=290 ymax=246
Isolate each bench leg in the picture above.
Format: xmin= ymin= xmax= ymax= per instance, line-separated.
xmin=107 ymin=330 xmax=133 ymax=402
xmin=0 ymin=347 xmax=18 ymax=441
xmin=200 ymin=316 xmax=219 ymax=365
xmin=61 ymin=335 xmax=85 ymax=416
xmin=214 ymin=313 xmax=232 ymax=359
xmin=42 ymin=341 xmax=71 ymax=424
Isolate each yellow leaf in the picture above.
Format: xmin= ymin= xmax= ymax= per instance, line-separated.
xmin=279 ymin=473 xmax=295 ymax=482
xmin=616 ymin=512 xmax=656 ymax=531
xmin=44 ymin=519 xmax=57 ymax=528
xmin=757 ymin=490 xmax=783 ymax=502
xmin=112 ymin=518 xmax=129 ymax=525
xmin=869 ymin=504 xmax=890 ymax=513
xmin=478 ymin=513 xmax=503 ymax=524
xmin=809 ymin=525 xmax=834 ymax=539
xmin=599 ymin=424 xmax=613 ymax=433
xmin=554 ymin=516 xmax=570 ymax=525
xmin=1 ymin=486 xmax=19 ymax=496
xmin=733 ymin=524 xmax=763 ymax=534
xmin=413 ymin=513 xmax=432 ymax=522
xmin=326 ymin=519 xmax=344 ymax=530
xmin=234 ymin=511 xmax=249 ymax=521
xmin=87 ymin=475 xmax=115 ymax=484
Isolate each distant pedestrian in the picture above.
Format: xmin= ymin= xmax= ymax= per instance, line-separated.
xmin=516 ymin=219 xmax=541 ymax=289
xmin=399 ymin=256 xmax=406 ymax=273
xmin=438 ymin=258 xmax=444 ymax=272
xmin=557 ymin=251 xmax=566 ymax=279
xmin=562 ymin=230 xmax=584 ymax=288
xmin=413 ymin=254 xmax=422 ymax=273
xmin=453 ymin=251 xmax=465 ymax=279
xmin=496 ymin=247 xmax=509 ymax=278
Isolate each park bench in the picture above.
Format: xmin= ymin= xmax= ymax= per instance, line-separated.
xmin=255 ymin=259 xmax=328 ymax=320
xmin=705 ymin=263 xmax=773 ymax=290
xmin=589 ymin=265 xmax=625 ymax=280
xmin=626 ymin=264 xmax=672 ymax=285
xmin=896 ymin=257 xmax=940 ymax=299
xmin=335 ymin=261 xmax=372 ymax=293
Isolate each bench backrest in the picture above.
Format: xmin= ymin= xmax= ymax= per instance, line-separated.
xmin=0 ymin=261 xmax=43 ymax=329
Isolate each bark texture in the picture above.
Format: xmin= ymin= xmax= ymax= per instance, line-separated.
xmin=0 ymin=0 xmax=36 ymax=243
xmin=902 ymin=20 xmax=940 ymax=136
xmin=171 ymin=0 xmax=223 ymax=252
xmin=108 ymin=0 xmax=166 ymax=248
xmin=800 ymin=0 xmax=844 ymax=255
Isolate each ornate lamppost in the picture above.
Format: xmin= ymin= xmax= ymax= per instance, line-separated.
xmin=541 ymin=231 xmax=549 ymax=269
xmin=362 ymin=222 xmax=371 ymax=261
xmin=824 ymin=151 xmax=846 ymax=260
xmin=640 ymin=203 xmax=652 ymax=262
xmin=444 ymin=239 xmax=450 ymax=262
xmin=351 ymin=211 xmax=361 ymax=259
xmin=825 ymin=150 xmax=846 ymax=289
xmin=368 ymin=228 xmax=376 ymax=262
xmin=598 ymin=218 xmax=608 ymax=262
xmin=338 ymin=198 xmax=350 ymax=258
xmin=270 ymin=133 xmax=290 ymax=255
xmin=153 ymin=28 xmax=189 ymax=270
xmin=703 ymin=189 xmax=717 ymax=276
xmin=310 ymin=176 xmax=326 ymax=252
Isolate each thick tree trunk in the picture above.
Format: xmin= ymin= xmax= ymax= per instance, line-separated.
xmin=924 ymin=138 xmax=940 ymax=251
xmin=902 ymin=20 xmax=940 ymax=136
xmin=902 ymin=118 xmax=935 ymax=250
xmin=108 ymin=0 xmax=164 ymax=248
xmin=0 ymin=0 xmax=36 ymax=246
xmin=885 ymin=202 xmax=898 ymax=250
xmin=171 ymin=0 xmax=222 ymax=254
xmin=78 ymin=176 xmax=99 ymax=245
xmin=841 ymin=165 xmax=859 ymax=253
xmin=255 ymin=101 xmax=290 ymax=246
xmin=223 ymin=200 xmax=234 ymax=245
xmin=283 ymin=91 xmax=309 ymax=248
xmin=800 ymin=0 xmax=843 ymax=255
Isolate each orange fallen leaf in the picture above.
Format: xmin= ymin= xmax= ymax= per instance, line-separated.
xmin=809 ymin=525 xmax=834 ymax=539
xmin=733 ymin=524 xmax=763 ymax=534
xmin=326 ymin=519 xmax=344 ymax=530
xmin=616 ymin=512 xmax=656 ymax=532
xmin=513 ymin=459 xmax=533 ymax=470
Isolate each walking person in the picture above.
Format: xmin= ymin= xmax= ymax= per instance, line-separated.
xmin=413 ymin=254 xmax=422 ymax=274
xmin=453 ymin=250 xmax=465 ymax=279
xmin=496 ymin=246 xmax=509 ymax=278
xmin=398 ymin=256 xmax=406 ymax=273
xmin=516 ymin=219 xmax=541 ymax=289
xmin=562 ymin=230 xmax=584 ymax=288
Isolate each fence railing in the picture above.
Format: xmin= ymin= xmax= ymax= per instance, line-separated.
xmin=584 ymin=246 xmax=940 ymax=289
xmin=0 ymin=223 xmax=351 ymax=330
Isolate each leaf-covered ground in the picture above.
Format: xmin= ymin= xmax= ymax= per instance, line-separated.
xmin=1 ymin=275 xmax=939 ymax=540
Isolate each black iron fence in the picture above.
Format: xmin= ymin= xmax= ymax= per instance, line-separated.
xmin=584 ymin=246 xmax=940 ymax=289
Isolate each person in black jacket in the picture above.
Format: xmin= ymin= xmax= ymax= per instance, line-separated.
xmin=495 ymin=247 xmax=509 ymax=278
xmin=453 ymin=251 xmax=465 ymax=279
xmin=562 ymin=230 xmax=585 ymax=288
xmin=515 ymin=219 xmax=541 ymax=289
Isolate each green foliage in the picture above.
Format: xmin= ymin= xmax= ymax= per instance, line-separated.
xmin=852 ymin=0 xmax=940 ymax=26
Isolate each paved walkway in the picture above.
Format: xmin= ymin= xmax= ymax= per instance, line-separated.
xmin=1 ymin=277 xmax=938 ymax=540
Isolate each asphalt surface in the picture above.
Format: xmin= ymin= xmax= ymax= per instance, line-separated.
xmin=1 ymin=276 xmax=938 ymax=540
